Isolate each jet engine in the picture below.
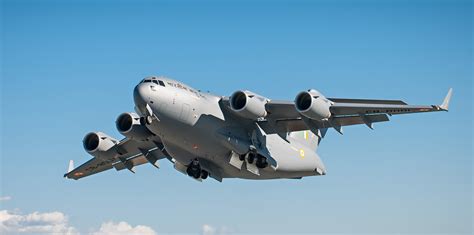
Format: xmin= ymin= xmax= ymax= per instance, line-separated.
xmin=116 ymin=112 xmax=153 ymax=141
xmin=295 ymin=89 xmax=332 ymax=120
xmin=230 ymin=90 xmax=268 ymax=120
xmin=83 ymin=132 xmax=118 ymax=157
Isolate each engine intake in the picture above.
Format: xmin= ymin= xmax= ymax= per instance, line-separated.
xmin=295 ymin=90 xmax=332 ymax=120
xmin=83 ymin=132 xmax=117 ymax=157
xmin=230 ymin=90 xmax=268 ymax=120
xmin=116 ymin=112 xmax=153 ymax=140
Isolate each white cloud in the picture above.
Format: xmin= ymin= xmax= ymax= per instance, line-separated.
xmin=201 ymin=224 xmax=233 ymax=235
xmin=202 ymin=224 xmax=217 ymax=235
xmin=0 ymin=210 xmax=78 ymax=235
xmin=0 ymin=196 xmax=12 ymax=201
xmin=92 ymin=221 xmax=157 ymax=235
xmin=0 ymin=210 xmax=158 ymax=235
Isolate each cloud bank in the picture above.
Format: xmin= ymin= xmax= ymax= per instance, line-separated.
xmin=0 ymin=210 xmax=157 ymax=235
xmin=0 ymin=209 xmax=227 ymax=235
xmin=0 ymin=210 xmax=78 ymax=235
xmin=92 ymin=221 xmax=156 ymax=235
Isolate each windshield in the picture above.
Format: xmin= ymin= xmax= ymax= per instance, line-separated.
xmin=141 ymin=78 xmax=165 ymax=87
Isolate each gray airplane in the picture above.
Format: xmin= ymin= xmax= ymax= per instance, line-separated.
xmin=64 ymin=76 xmax=452 ymax=181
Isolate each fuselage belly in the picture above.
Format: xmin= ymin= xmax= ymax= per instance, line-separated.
xmin=135 ymin=78 xmax=322 ymax=180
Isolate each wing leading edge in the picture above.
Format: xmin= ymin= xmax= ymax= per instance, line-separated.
xmin=329 ymin=88 xmax=452 ymax=116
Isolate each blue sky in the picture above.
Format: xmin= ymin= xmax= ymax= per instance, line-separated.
xmin=1 ymin=0 xmax=472 ymax=234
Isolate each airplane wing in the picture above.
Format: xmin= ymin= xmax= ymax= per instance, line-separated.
xmin=261 ymin=89 xmax=452 ymax=134
xmin=64 ymin=137 xmax=168 ymax=180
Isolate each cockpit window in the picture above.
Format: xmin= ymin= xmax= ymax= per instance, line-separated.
xmin=142 ymin=78 xmax=165 ymax=87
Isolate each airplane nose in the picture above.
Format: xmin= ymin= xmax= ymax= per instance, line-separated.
xmin=133 ymin=84 xmax=150 ymax=107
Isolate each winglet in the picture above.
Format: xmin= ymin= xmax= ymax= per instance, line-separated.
xmin=67 ymin=160 xmax=74 ymax=174
xmin=440 ymin=88 xmax=453 ymax=111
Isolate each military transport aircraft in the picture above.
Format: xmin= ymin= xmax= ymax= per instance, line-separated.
xmin=64 ymin=76 xmax=452 ymax=181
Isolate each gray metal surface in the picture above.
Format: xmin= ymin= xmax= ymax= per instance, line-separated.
xmin=64 ymin=76 xmax=451 ymax=181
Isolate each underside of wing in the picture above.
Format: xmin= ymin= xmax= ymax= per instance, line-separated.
xmin=65 ymin=157 xmax=115 ymax=180
xmin=258 ymin=89 xmax=451 ymax=135
xmin=64 ymin=137 xmax=167 ymax=180
xmin=265 ymin=100 xmax=301 ymax=119
xmin=330 ymin=103 xmax=444 ymax=116
xmin=259 ymin=114 xmax=390 ymax=134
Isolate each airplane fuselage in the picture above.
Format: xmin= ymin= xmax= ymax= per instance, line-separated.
xmin=134 ymin=77 xmax=325 ymax=180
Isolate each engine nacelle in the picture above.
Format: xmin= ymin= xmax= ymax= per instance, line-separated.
xmin=295 ymin=89 xmax=332 ymax=120
xmin=116 ymin=112 xmax=153 ymax=141
xmin=83 ymin=132 xmax=118 ymax=157
xmin=230 ymin=90 xmax=268 ymax=120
